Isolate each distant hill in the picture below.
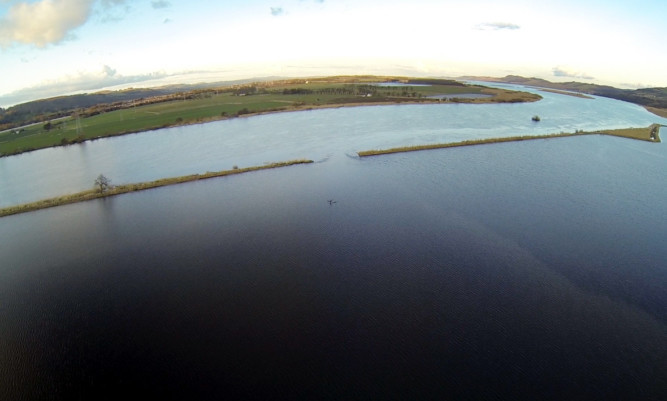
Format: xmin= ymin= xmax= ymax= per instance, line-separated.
xmin=464 ymin=75 xmax=667 ymax=109
xmin=0 ymin=89 xmax=174 ymax=128
xmin=3 ymin=75 xmax=666 ymax=131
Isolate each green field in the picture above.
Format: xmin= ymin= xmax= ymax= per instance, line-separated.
xmin=0 ymin=78 xmax=540 ymax=157
xmin=0 ymin=93 xmax=293 ymax=154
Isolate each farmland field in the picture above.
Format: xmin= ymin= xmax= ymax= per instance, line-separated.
xmin=0 ymin=78 xmax=540 ymax=156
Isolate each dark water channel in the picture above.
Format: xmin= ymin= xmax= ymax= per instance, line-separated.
xmin=1 ymin=132 xmax=666 ymax=399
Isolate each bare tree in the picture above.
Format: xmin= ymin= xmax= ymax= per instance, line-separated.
xmin=94 ymin=174 xmax=112 ymax=193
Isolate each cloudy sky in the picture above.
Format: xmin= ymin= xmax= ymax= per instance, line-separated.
xmin=1 ymin=0 xmax=665 ymax=107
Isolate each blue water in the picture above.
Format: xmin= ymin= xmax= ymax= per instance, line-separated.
xmin=1 ymin=85 xmax=665 ymax=208
xmin=0 ymin=87 xmax=666 ymax=399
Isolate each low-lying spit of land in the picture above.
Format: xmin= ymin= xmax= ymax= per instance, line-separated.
xmin=538 ymin=88 xmax=595 ymax=99
xmin=358 ymin=125 xmax=661 ymax=157
xmin=0 ymin=159 xmax=313 ymax=218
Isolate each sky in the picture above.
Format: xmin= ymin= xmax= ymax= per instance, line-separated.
xmin=0 ymin=0 xmax=666 ymax=107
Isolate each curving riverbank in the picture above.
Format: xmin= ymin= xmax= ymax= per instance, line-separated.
xmin=0 ymin=159 xmax=313 ymax=218
xmin=538 ymin=88 xmax=594 ymax=99
xmin=0 ymin=78 xmax=541 ymax=158
xmin=645 ymin=106 xmax=667 ymax=118
xmin=358 ymin=125 xmax=661 ymax=157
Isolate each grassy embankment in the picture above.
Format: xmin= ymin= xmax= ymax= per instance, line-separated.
xmin=0 ymin=77 xmax=540 ymax=157
xmin=358 ymin=125 xmax=662 ymax=157
xmin=538 ymin=88 xmax=595 ymax=99
xmin=0 ymin=159 xmax=313 ymax=218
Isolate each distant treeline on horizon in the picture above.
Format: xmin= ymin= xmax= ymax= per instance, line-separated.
xmin=1 ymin=75 xmax=665 ymax=132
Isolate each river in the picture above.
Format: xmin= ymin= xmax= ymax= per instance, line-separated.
xmin=1 ymin=84 xmax=665 ymax=208
xmin=1 ymin=85 xmax=666 ymax=399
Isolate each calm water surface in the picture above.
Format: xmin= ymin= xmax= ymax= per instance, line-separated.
xmin=1 ymin=85 xmax=665 ymax=207
xmin=0 ymin=88 xmax=666 ymax=399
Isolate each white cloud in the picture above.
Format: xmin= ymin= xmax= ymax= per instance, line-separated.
xmin=552 ymin=66 xmax=594 ymax=80
xmin=476 ymin=22 xmax=520 ymax=31
xmin=270 ymin=7 xmax=284 ymax=16
xmin=0 ymin=0 xmax=131 ymax=47
xmin=0 ymin=0 xmax=95 ymax=47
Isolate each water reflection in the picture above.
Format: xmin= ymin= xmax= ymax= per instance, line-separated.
xmin=1 ymin=84 xmax=666 ymax=208
xmin=0 ymin=136 xmax=665 ymax=399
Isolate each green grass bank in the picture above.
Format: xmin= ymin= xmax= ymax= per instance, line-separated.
xmin=358 ymin=125 xmax=661 ymax=157
xmin=0 ymin=77 xmax=540 ymax=157
xmin=0 ymin=159 xmax=313 ymax=218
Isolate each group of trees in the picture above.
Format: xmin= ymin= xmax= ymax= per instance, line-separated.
xmin=274 ymin=85 xmax=423 ymax=98
xmin=60 ymin=135 xmax=86 ymax=146
xmin=281 ymin=88 xmax=313 ymax=95
xmin=234 ymin=86 xmax=263 ymax=96
xmin=43 ymin=120 xmax=69 ymax=132
xmin=0 ymin=107 xmax=68 ymax=132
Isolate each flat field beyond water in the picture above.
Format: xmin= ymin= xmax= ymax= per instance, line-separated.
xmin=0 ymin=78 xmax=539 ymax=156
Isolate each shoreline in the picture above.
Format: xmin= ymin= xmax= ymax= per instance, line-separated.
xmin=644 ymin=106 xmax=667 ymax=118
xmin=358 ymin=125 xmax=661 ymax=157
xmin=537 ymin=88 xmax=594 ymax=99
xmin=0 ymin=101 xmax=467 ymax=156
xmin=2 ymin=125 xmax=661 ymax=217
xmin=0 ymin=82 xmax=540 ymax=158
xmin=0 ymin=159 xmax=313 ymax=218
